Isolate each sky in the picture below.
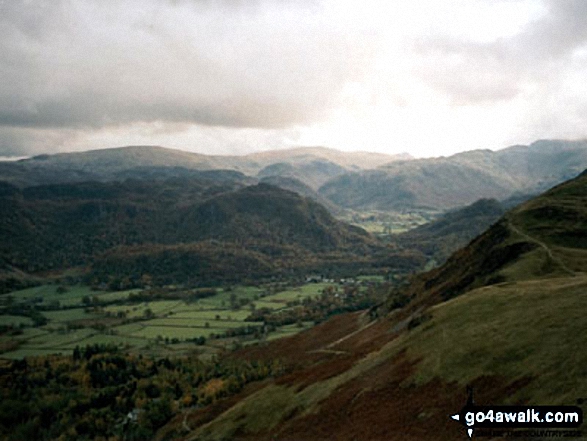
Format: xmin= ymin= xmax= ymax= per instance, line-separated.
xmin=1 ymin=0 xmax=587 ymax=158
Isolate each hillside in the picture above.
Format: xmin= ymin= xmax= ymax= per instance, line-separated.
xmin=0 ymin=178 xmax=406 ymax=290
xmin=258 ymin=175 xmax=342 ymax=214
xmin=319 ymin=139 xmax=587 ymax=211
xmin=257 ymin=160 xmax=347 ymax=189
xmin=385 ymin=168 xmax=587 ymax=312
xmin=166 ymin=170 xmax=587 ymax=440
xmin=247 ymin=146 xmax=411 ymax=170
xmin=394 ymin=198 xmax=506 ymax=265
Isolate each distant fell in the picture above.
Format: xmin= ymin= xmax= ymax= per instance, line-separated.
xmin=257 ymin=160 xmax=348 ymax=190
xmin=0 ymin=145 xmax=410 ymax=189
xmin=319 ymin=139 xmax=587 ymax=211
xmin=247 ymin=146 xmax=411 ymax=170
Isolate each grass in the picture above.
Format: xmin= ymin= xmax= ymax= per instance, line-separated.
xmin=12 ymin=327 xmax=48 ymax=341
xmin=112 ymin=323 xmax=146 ymax=335
xmin=67 ymin=334 xmax=150 ymax=349
xmin=189 ymin=273 xmax=587 ymax=439
xmin=42 ymin=308 xmax=98 ymax=322
xmin=25 ymin=328 xmax=96 ymax=349
xmin=356 ymin=275 xmax=385 ymax=282
xmin=130 ymin=326 xmax=226 ymax=340
xmin=264 ymin=324 xmax=309 ymax=341
xmin=171 ymin=310 xmax=252 ymax=321
xmin=249 ymin=300 xmax=282 ymax=310
xmin=103 ymin=300 xmax=182 ymax=318
xmin=0 ymin=280 xmax=371 ymax=359
xmin=142 ymin=317 xmax=252 ymax=328
xmin=0 ymin=348 xmax=71 ymax=359
xmin=189 ymin=323 xmax=396 ymax=441
xmin=0 ymin=315 xmax=33 ymax=327
xmin=93 ymin=289 xmax=139 ymax=302
xmin=196 ymin=286 xmax=263 ymax=308
xmin=263 ymin=283 xmax=333 ymax=302
xmin=2 ymin=285 xmax=140 ymax=307
xmin=3 ymin=285 xmax=95 ymax=307
xmin=402 ymin=274 xmax=587 ymax=404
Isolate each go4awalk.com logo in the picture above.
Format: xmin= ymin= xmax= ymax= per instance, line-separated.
xmin=450 ymin=389 xmax=583 ymax=438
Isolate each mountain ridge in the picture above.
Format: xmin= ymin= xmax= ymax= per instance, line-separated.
xmin=319 ymin=139 xmax=587 ymax=211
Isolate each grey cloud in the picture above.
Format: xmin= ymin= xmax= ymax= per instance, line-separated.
xmin=520 ymin=0 xmax=587 ymax=58
xmin=413 ymin=0 xmax=587 ymax=104
xmin=0 ymin=126 xmax=77 ymax=156
xmin=0 ymin=0 xmax=374 ymax=132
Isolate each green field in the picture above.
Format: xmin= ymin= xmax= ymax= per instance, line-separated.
xmin=130 ymin=326 xmax=225 ymax=340
xmin=1 ymin=285 xmax=140 ymax=307
xmin=143 ymin=317 xmax=250 ymax=328
xmin=263 ymin=283 xmax=333 ymax=302
xmin=42 ymin=308 xmax=99 ymax=322
xmin=66 ymin=334 xmax=150 ymax=349
xmin=0 ymin=315 xmax=34 ymax=327
xmin=340 ymin=210 xmax=437 ymax=236
xmin=0 ymin=278 xmax=378 ymax=359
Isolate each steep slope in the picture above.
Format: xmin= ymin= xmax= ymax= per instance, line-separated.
xmin=319 ymin=139 xmax=587 ymax=211
xmin=171 ymin=170 xmax=587 ymax=440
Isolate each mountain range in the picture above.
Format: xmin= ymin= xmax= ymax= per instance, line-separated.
xmin=2 ymin=139 xmax=587 ymax=215
xmin=0 ymin=146 xmax=408 ymax=190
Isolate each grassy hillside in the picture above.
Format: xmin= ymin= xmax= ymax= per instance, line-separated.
xmin=168 ymin=170 xmax=587 ymax=440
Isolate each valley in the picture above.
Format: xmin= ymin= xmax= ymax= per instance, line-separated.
xmin=0 ymin=278 xmax=388 ymax=360
xmin=4 ymin=2 xmax=587 ymax=438
xmin=1 ymin=142 xmax=587 ymax=440
xmin=168 ymin=164 xmax=587 ymax=441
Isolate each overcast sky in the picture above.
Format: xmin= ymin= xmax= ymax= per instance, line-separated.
xmin=1 ymin=0 xmax=587 ymax=158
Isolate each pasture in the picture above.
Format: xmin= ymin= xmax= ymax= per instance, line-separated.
xmin=0 ymin=280 xmax=349 ymax=359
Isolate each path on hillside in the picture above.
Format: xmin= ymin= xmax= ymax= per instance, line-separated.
xmin=310 ymin=308 xmax=425 ymax=356
xmin=508 ymin=220 xmax=575 ymax=276
xmin=389 ymin=307 xmax=425 ymax=333
xmin=307 ymin=319 xmax=376 ymax=355
xmin=324 ymin=317 xmax=377 ymax=350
